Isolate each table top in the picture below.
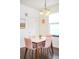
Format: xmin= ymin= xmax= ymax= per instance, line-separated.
xmin=31 ymin=37 xmax=46 ymax=43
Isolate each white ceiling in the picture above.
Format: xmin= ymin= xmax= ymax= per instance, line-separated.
xmin=21 ymin=0 xmax=59 ymax=11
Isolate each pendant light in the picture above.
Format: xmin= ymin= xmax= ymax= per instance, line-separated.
xmin=40 ymin=0 xmax=50 ymax=16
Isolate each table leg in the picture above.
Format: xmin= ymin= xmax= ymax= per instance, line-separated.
xmin=37 ymin=48 xmax=39 ymax=59
xmin=35 ymin=44 xmax=39 ymax=59
xmin=35 ymin=48 xmax=37 ymax=59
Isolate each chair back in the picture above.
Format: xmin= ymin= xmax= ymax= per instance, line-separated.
xmin=45 ymin=35 xmax=53 ymax=47
xmin=24 ymin=37 xmax=32 ymax=49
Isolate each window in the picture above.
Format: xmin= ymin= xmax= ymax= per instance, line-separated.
xmin=49 ymin=13 xmax=59 ymax=36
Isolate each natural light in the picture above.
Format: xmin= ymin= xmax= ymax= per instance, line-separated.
xmin=49 ymin=13 xmax=59 ymax=35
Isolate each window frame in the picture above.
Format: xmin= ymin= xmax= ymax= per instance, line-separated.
xmin=49 ymin=13 xmax=59 ymax=37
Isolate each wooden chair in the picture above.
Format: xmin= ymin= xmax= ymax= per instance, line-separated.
xmin=24 ymin=37 xmax=35 ymax=59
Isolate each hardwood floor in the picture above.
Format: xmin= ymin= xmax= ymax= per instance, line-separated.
xmin=20 ymin=47 xmax=59 ymax=59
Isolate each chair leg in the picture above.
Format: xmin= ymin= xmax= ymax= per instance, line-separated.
xmin=45 ymin=48 xmax=48 ymax=59
xmin=24 ymin=48 xmax=28 ymax=59
xmin=32 ymin=50 xmax=35 ymax=59
xmin=41 ymin=48 xmax=43 ymax=59
xmin=41 ymin=48 xmax=42 ymax=58
xmin=49 ymin=47 xmax=53 ymax=59
xmin=49 ymin=47 xmax=53 ymax=56
xmin=51 ymin=42 xmax=54 ymax=54
xmin=31 ymin=50 xmax=33 ymax=59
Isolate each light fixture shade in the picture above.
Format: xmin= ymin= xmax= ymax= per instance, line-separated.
xmin=40 ymin=9 xmax=50 ymax=16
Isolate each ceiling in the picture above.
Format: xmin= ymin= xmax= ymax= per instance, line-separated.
xmin=21 ymin=0 xmax=59 ymax=12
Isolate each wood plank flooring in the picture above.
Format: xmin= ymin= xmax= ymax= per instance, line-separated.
xmin=20 ymin=47 xmax=59 ymax=59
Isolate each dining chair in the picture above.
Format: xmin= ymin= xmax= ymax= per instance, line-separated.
xmin=24 ymin=37 xmax=35 ymax=59
xmin=46 ymin=34 xmax=54 ymax=55
xmin=41 ymin=35 xmax=54 ymax=59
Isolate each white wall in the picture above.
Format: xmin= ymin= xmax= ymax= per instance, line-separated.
xmin=39 ymin=17 xmax=49 ymax=36
xmin=20 ymin=4 xmax=40 ymax=47
xmin=20 ymin=4 xmax=59 ymax=48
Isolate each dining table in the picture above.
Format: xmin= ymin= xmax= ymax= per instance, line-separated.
xmin=31 ymin=37 xmax=46 ymax=59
